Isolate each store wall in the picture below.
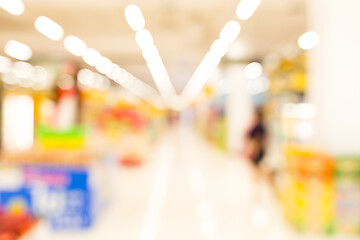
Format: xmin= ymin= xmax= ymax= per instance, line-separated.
xmin=308 ymin=0 xmax=360 ymax=155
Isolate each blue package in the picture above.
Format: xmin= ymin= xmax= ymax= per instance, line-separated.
xmin=23 ymin=165 xmax=94 ymax=229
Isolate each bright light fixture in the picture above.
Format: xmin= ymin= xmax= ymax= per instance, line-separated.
xmin=244 ymin=62 xmax=263 ymax=79
xmin=34 ymin=16 xmax=64 ymax=41
xmin=181 ymin=18 xmax=244 ymax=105
xmin=82 ymin=48 xmax=102 ymax=67
xmin=77 ymin=69 xmax=110 ymax=92
xmin=142 ymin=45 xmax=160 ymax=62
xmin=125 ymin=4 xmax=176 ymax=106
xmin=236 ymin=0 xmax=261 ymax=20
xmin=0 ymin=0 xmax=24 ymax=16
xmin=0 ymin=56 xmax=12 ymax=73
xmin=106 ymin=64 xmax=127 ymax=84
xmin=5 ymin=40 xmax=32 ymax=61
xmin=298 ymin=31 xmax=319 ymax=50
xmin=136 ymin=29 xmax=154 ymax=49
xmin=33 ymin=66 xmax=48 ymax=83
xmin=210 ymin=39 xmax=229 ymax=59
xmin=64 ymin=36 xmax=87 ymax=56
xmin=12 ymin=61 xmax=33 ymax=79
xmin=77 ymin=69 xmax=94 ymax=87
xmin=181 ymin=22 xmax=239 ymax=103
xmin=79 ymin=47 xmax=161 ymax=107
xmin=201 ymin=52 xmax=221 ymax=72
xmin=125 ymin=4 xmax=145 ymax=31
xmin=119 ymin=73 xmax=161 ymax=105
xmin=220 ymin=21 xmax=241 ymax=44
xmin=95 ymin=56 xmax=113 ymax=75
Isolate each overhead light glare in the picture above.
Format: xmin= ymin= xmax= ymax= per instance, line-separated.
xmin=0 ymin=0 xmax=24 ymax=16
xmin=34 ymin=16 xmax=64 ymax=41
xmin=95 ymin=56 xmax=113 ymax=75
xmin=5 ymin=40 xmax=32 ymax=61
xmin=0 ymin=56 xmax=12 ymax=73
xmin=82 ymin=48 xmax=102 ymax=67
xmin=125 ymin=4 xmax=145 ymax=31
xmin=236 ymin=0 xmax=261 ymax=20
xmin=298 ymin=31 xmax=319 ymax=50
xmin=219 ymin=21 xmax=241 ymax=44
xmin=136 ymin=29 xmax=154 ymax=49
xmin=64 ymin=36 xmax=87 ymax=56
xmin=244 ymin=62 xmax=263 ymax=79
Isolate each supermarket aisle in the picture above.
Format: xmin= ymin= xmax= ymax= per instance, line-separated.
xmin=30 ymin=126 xmax=294 ymax=240
xmin=165 ymin=127 xmax=294 ymax=240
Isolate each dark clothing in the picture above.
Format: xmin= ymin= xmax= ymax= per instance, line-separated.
xmin=248 ymin=123 xmax=266 ymax=140
xmin=246 ymin=121 xmax=267 ymax=166
xmin=253 ymin=148 xmax=265 ymax=166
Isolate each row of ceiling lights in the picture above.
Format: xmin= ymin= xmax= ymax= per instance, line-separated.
xmin=125 ymin=5 xmax=177 ymax=109
xmin=0 ymin=0 xmax=319 ymax=111
xmin=121 ymin=0 xmax=263 ymax=110
xmin=180 ymin=0 xmax=262 ymax=108
xmin=0 ymin=1 xmax=163 ymax=108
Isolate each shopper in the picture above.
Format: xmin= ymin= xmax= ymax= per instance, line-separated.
xmin=242 ymin=107 xmax=269 ymax=209
xmin=242 ymin=107 xmax=267 ymax=168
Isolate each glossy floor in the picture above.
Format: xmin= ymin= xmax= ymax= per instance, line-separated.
xmin=28 ymin=127 xmax=355 ymax=240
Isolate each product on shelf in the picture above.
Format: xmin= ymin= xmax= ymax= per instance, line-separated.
xmin=334 ymin=156 xmax=360 ymax=234
xmin=0 ymin=152 xmax=117 ymax=230
xmin=36 ymin=125 xmax=85 ymax=150
xmin=268 ymin=54 xmax=306 ymax=95
xmin=194 ymin=92 xmax=227 ymax=151
xmin=0 ymin=58 xmax=168 ymax=233
xmin=281 ymin=145 xmax=335 ymax=234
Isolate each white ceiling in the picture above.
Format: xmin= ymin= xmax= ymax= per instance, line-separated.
xmin=0 ymin=0 xmax=307 ymax=90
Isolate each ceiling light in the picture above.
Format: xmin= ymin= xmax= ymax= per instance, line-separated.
xmin=33 ymin=66 xmax=48 ymax=83
xmin=34 ymin=16 xmax=64 ymax=41
xmin=64 ymin=36 xmax=87 ymax=56
xmin=125 ymin=4 xmax=145 ymax=31
xmin=298 ymin=31 xmax=319 ymax=50
xmin=142 ymin=45 xmax=160 ymax=62
xmin=0 ymin=56 xmax=12 ymax=73
xmin=95 ymin=56 xmax=113 ymax=75
xmin=0 ymin=0 xmax=24 ymax=16
xmin=82 ymin=48 xmax=102 ymax=67
xmin=77 ymin=69 xmax=94 ymax=87
xmin=244 ymin=62 xmax=263 ymax=79
xmin=5 ymin=40 xmax=32 ymax=61
xmin=210 ymin=39 xmax=228 ymax=59
xmin=125 ymin=6 xmax=175 ymax=107
xmin=12 ymin=61 xmax=33 ymax=79
xmin=136 ymin=29 xmax=154 ymax=49
xmin=106 ymin=64 xmax=127 ymax=84
xmin=181 ymin=37 xmax=228 ymax=104
xmin=220 ymin=21 xmax=241 ymax=44
xmin=200 ymin=53 xmax=221 ymax=72
xmin=236 ymin=0 xmax=261 ymax=20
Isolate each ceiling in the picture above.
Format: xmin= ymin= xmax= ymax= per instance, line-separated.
xmin=0 ymin=0 xmax=307 ymax=91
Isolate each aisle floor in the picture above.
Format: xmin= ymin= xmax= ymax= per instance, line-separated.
xmin=30 ymin=127 xmax=356 ymax=240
